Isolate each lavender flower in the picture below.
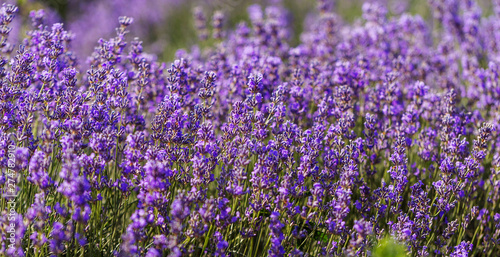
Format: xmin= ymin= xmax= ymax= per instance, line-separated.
xmin=1 ymin=1 xmax=499 ymax=256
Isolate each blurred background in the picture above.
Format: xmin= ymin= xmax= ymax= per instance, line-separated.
xmin=4 ymin=0 xmax=495 ymax=62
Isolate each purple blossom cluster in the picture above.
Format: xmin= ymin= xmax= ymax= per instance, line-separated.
xmin=1 ymin=0 xmax=500 ymax=256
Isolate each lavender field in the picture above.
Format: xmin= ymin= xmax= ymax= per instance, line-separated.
xmin=1 ymin=0 xmax=500 ymax=256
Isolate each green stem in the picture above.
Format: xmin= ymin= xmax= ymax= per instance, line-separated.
xmin=201 ymin=224 xmax=214 ymax=256
xmin=253 ymin=226 xmax=264 ymax=257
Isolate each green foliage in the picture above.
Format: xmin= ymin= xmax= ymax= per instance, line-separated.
xmin=372 ymin=237 xmax=408 ymax=257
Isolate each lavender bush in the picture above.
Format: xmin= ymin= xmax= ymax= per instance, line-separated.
xmin=1 ymin=0 xmax=500 ymax=256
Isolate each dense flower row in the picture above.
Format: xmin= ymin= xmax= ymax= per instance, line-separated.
xmin=0 ymin=0 xmax=500 ymax=256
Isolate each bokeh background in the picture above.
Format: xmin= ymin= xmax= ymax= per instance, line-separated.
xmin=4 ymin=0 xmax=495 ymax=65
